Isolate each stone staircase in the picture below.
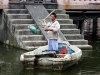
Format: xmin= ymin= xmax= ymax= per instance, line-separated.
xmin=3 ymin=4 xmax=92 ymax=50
xmin=4 ymin=4 xmax=47 ymax=50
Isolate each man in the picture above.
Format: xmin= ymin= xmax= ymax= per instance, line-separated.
xmin=41 ymin=12 xmax=60 ymax=51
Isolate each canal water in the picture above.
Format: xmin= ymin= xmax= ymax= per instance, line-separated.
xmin=0 ymin=37 xmax=100 ymax=75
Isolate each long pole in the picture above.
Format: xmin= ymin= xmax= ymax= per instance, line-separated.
xmin=44 ymin=10 xmax=55 ymax=20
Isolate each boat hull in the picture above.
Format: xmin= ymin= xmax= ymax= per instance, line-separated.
xmin=20 ymin=43 xmax=82 ymax=71
xmin=21 ymin=57 xmax=78 ymax=71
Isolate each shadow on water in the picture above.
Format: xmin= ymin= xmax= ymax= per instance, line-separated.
xmin=20 ymin=64 xmax=81 ymax=75
xmin=0 ymin=43 xmax=25 ymax=75
xmin=80 ymin=36 xmax=100 ymax=75
xmin=0 ymin=36 xmax=100 ymax=75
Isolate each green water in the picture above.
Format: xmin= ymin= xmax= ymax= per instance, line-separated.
xmin=0 ymin=37 xmax=100 ymax=75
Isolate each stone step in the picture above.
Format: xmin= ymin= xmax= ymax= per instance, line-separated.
xmin=4 ymin=9 xmax=28 ymax=14
xmin=47 ymin=9 xmax=66 ymax=14
xmin=7 ymin=14 xmax=31 ymax=19
xmin=23 ymin=41 xmax=47 ymax=46
xmin=60 ymin=24 xmax=76 ymax=29
xmin=25 ymin=46 xmax=42 ymax=51
xmin=64 ymin=34 xmax=84 ymax=40
xmin=68 ymin=40 xmax=88 ymax=45
xmin=15 ymin=29 xmax=41 ymax=35
xmin=57 ymin=19 xmax=73 ymax=24
xmin=25 ymin=44 xmax=92 ymax=51
xmin=34 ymin=0 xmax=44 ymax=3
xmin=20 ymin=35 xmax=45 ymax=41
xmin=13 ymin=24 xmax=36 ymax=30
xmin=10 ymin=19 xmax=34 ymax=24
xmin=44 ymin=4 xmax=57 ymax=9
xmin=4 ymin=5 xmax=92 ymax=50
xmin=9 ymin=4 xmax=25 ymax=9
xmin=57 ymin=14 xmax=69 ymax=19
xmin=75 ymin=45 xmax=92 ymax=50
xmin=60 ymin=29 xmax=80 ymax=34
xmin=25 ymin=43 xmax=91 ymax=51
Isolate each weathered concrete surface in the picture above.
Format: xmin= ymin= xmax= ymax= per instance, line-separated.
xmin=57 ymin=0 xmax=100 ymax=9
xmin=0 ymin=10 xmax=19 ymax=47
xmin=0 ymin=11 xmax=4 ymax=42
xmin=0 ymin=0 xmax=9 ymax=9
xmin=57 ymin=0 xmax=100 ymax=5
xmin=0 ymin=4 xmax=92 ymax=50
xmin=1 ymin=4 xmax=48 ymax=50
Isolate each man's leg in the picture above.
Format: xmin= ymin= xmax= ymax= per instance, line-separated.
xmin=52 ymin=39 xmax=59 ymax=53
xmin=52 ymin=39 xmax=58 ymax=50
xmin=48 ymin=39 xmax=53 ymax=50
xmin=48 ymin=39 xmax=59 ymax=53
xmin=48 ymin=39 xmax=58 ymax=50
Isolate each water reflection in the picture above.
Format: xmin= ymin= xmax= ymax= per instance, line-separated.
xmin=80 ymin=37 xmax=100 ymax=75
xmin=0 ymin=43 xmax=25 ymax=75
xmin=0 ymin=37 xmax=100 ymax=75
xmin=20 ymin=64 xmax=80 ymax=75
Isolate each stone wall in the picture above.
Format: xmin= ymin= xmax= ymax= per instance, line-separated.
xmin=0 ymin=10 xmax=19 ymax=47
xmin=0 ymin=10 xmax=4 ymax=42
xmin=97 ymin=18 xmax=100 ymax=37
xmin=57 ymin=0 xmax=100 ymax=9
xmin=0 ymin=0 xmax=9 ymax=9
xmin=69 ymin=0 xmax=100 ymax=5
xmin=57 ymin=0 xmax=100 ymax=5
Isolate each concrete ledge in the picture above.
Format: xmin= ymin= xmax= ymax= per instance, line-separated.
xmin=57 ymin=19 xmax=73 ymax=24
xmin=68 ymin=40 xmax=88 ymax=45
xmin=20 ymin=35 xmax=45 ymax=41
xmin=64 ymin=34 xmax=84 ymax=40
xmin=0 ymin=4 xmax=8 ymax=9
xmin=15 ymin=29 xmax=41 ymax=35
xmin=60 ymin=24 xmax=76 ymax=29
xmin=23 ymin=40 xmax=47 ymax=46
xmin=7 ymin=14 xmax=31 ymax=19
xmin=76 ymin=45 xmax=92 ymax=50
xmin=25 ymin=46 xmax=43 ymax=51
xmin=60 ymin=29 xmax=80 ymax=34
xmin=4 ymin=9 xmax=28 ymax=14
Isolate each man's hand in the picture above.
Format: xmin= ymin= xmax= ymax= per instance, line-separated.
xmin=41 ymin=19 xmax=46 ymax=25
xmin=41 ymin=19 xmax=46 ymax=23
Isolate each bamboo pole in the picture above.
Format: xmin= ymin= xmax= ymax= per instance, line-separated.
xmin=44 ymin=10 xmax=55 ymax=20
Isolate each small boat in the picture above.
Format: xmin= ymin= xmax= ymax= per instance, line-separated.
xmin=20 ymin=42 xmax=82 ymax=71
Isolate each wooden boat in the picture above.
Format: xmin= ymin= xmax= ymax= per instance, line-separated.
xmin=20 ymin=42 xmax=82 ymax=71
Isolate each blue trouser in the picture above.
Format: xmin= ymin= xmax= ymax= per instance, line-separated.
xmin=48 ymin=39 xmax=58 ymax=50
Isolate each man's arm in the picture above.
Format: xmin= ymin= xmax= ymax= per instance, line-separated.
xmin=45 ymin=21 xmax=60 ymax=31
xmin=45 ymin=28 xmax=53 ymax=31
